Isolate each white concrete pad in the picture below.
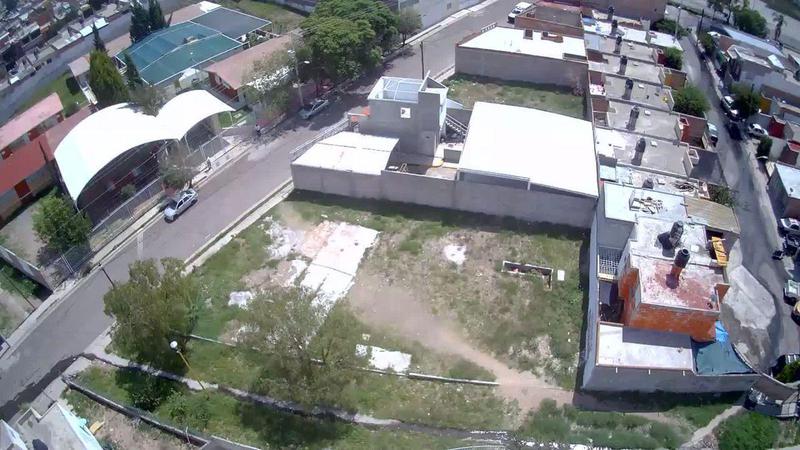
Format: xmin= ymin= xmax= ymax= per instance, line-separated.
xmin=443 ymin=244 xmax=466 ymax=266
xmin=355 ymin=344 xmax=412 ymax=373
xmin=227 ymin=291 xmax=254 ymax=309
xmin=312 ymin=223 xmax=379 ymax=277
xmin=301 ymin=265 xmax=355 ymax=314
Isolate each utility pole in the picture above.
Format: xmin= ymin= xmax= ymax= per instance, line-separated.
xmin=99 ymin=264 xmax=115 ymax=288
xmin=420 ymin=41 xmax=425 ymax=79
xmin=674 ymin=6 xmax=683 ymax=40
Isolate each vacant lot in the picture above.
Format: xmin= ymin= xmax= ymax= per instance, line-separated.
xmin=444 ymin=74 xmax=586 ymax=119
xmin=17 ymin=72 xmax=86 ymax=113
xmin=216 ymin=0 xmax=305 ymax=32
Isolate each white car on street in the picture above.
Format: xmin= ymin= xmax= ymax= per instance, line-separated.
xmin=164 ymin=188 xmax=198 ymax=222
xmin=747 ymin=123 xmax=767 ymax=139
xmin=298 ymin=99 xmax=330 ymax=120
xmin=507 ymin=2 xmax=531 ymax=23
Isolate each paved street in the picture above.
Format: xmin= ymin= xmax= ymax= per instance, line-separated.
xmin=679 ymin=32 xmax=800 ymax=366
xmin=0 ymin=0 xmax=518 ymax=420
xmin=0 ymin=0 xmax=186 ymax=125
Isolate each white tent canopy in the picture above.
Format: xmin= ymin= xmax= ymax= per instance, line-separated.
xmin=55 ymin=90 xmax=233 ymax=201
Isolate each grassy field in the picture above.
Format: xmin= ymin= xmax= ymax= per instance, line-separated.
xmin=764 ymin=0 xmax=800 ymax=21
xmin=275 ymin=192 xmax=588 ymax=389
xmin=215 ymin=0 xmax=305 ymax=32
xmin=715 ymin=410 xmax=800 ymax=449
xmin=444 ymin=74 xmax=586 ymax=119
xmin=517 ymin=399 xmax=686 ymax=449
xmin=17 ymin=71 xmax=86 ymax=113
xmin=65 ymin=365 xmax=484 ymax=449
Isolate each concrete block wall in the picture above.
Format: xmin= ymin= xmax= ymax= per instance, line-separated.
xmin=514 ymin=16 xmax=584 ymax=38
xmin=455 ymin=46 xmax=589 ymax=91
xmin=583 ymin=359 xmax=759 ymax=392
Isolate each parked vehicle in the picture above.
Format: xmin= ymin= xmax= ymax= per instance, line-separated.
xmin=507 ymin=2 xmax=532 ymax=23
xmin=780 ymin=218 xmax=800 ymax=236
xmin=785 ymin=279 xmax=800 ymax=303
xmin=720 ymin=95 xmax=739 ymax=120
xmin=747 ymin=123 xmax=767 ymax=139
xmin=164 ymin=188 xmax=198 ymax=222
xmin=298 ymin=98 xmax=330 ymax=120
xmin=726 ymin=120 xmax=743 ymax=140
xmin=784 ymin=234 xmax=800 ymax=257
xmin=706 ymin=123 xmax=719 ymax=146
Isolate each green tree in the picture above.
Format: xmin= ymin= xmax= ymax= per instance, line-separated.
xmin=709 ymin=184 xmax=736 ymax=207
xmin=757 ymin=136 xmax=773 ymax=158
xmin=104 ymin=258 xmax=200 ymax=370
xmin=673 ymin=84 xmax=710 ymax=116
xmin=89 ymin=50 xmax=129 ymax=108
xmin=663 ymin=47 xmax=683 ymax=70
xmin=92 ymin=23 xmax=105 ymax=53
xmin=699 ymin=32 xmax=716 ymax=55
xmin=732 ymin=83 xmax=761 ymax=119
xmin=248 ymin=50 xmax=293 ymax=117
xmin=303 ymin=16 xmax=379 ymax=83
xmin=122 ymin=53 xmax=142 ymax=90
xmin=88 ymin=0 xmax=103 ymax=11
xmin=707 ymin=0 xmax=732 ymax=20
xmin=776 ymin=360 xmax=800 ymax=383
xmin=397 ymin=8 xmax=421 ymax=46
xmin=310 ymin=0 xmax=397 ymax=51
xmin=774 ymin=13 xmax=784 ymax=40
xmin=129 ymin=1 xmax=150 ymax=43
xmin=242 ymin=288 xmax=365 ymax=409
xmin=160 ymin=162 xmax=192 ymax=190
xmin=733 ymin=8 xmax=768 ymax=37
xmin=651 ymin=19 xmax=687 ymax=38
xmin=32 ymin=192 xmax=92 ymax=251
xmin=148 ymin=0 xmax=167 ymax=32
xmin=717 ymin=412 xmax=779 ymax=450
xmin=130 ymin=84 xmax=165 ymax=116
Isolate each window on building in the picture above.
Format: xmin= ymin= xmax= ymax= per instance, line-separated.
xmin=400 ymin=107 xmax=411 ymax=119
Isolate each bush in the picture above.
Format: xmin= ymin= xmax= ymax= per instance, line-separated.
xmin=776 ymin=360 xmax=800 ymax=383
xmin=64 ymin=101 xmax=81 ymax=117
xmin=709 ymin=184 xmax=736 ymax=207
xmin=673 ymin=84 xmax=710 ymax=116
xmin=160 ymin=164 xmax=191 ymax=190
xmin=717 ymin=412 xmax=779 ymax=450
xmin=733 ymin=8 xmax=768 ymax=37
xmin=757 ymin=137 xmax=773 ymax=158
xmin=699 ymin=32 xmax=716 ymax=55
xmin=32 ymin=192 xmax=92 ymax=251
xmin=663 ymin=47 xmax=683 ymax=70
xmin=125 ymin=376 xmax=176 ymax=411
xmin=164 ymin=393 xmax=211 ymax=430
xmin=651 ymin=18 xmax=687 ymax=37
xmin=732 ymin=84 xmax=761 ymax=119
xmin=119 ymin=183 xmax=136 ymax=199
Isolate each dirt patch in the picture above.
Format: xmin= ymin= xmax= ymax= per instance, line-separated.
xmin=78 ymin=404 xmax=194 ymax=450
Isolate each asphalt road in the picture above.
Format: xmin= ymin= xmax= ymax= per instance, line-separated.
xmin=680 ymin=34 xmax=800 ymax=366
xmin=0 ymin=0 xmax=186 ymax=125
xmin=0 ymin=0 xmax=518 ymax=420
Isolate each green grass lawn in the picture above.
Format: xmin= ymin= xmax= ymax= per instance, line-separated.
xmin=444 ymin=74 xmax=586 ymax=119
xmin=764 ymin=0 xmax=800 ymax=21
xmin=716 ymin=410 xmax=800 ymax=449
xmin=65 ymin=365 xmax=485 ymax=449
xmin=215 ymin=0 xmax=305 ymax=33
xmin=17 ymin=71 xmax=86 ymax=114
xmin=516 ymin=399 xmax=686 ymax=449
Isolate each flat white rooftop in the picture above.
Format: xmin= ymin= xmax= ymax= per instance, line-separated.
xmin=583 ymin=21 xmax=681 ymax=50
xmin=459 ymin=26 xmax=586 ymax=60
xmin=460 ymin=102 xmax=598 ymax=197
xmin=597 ymin=323 xmax=694 ymax=370
xmin=603 ymin=182 xmax=687 ymax=223
xmin=292 ymin=132 xmax=398 ymax=175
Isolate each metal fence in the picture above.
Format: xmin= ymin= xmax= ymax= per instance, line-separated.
xmin=289 ymin=119 xmax=349 ymax=161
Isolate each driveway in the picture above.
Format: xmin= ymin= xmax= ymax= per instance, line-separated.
xmin=0 ymin=0 xmax=520 ymax=420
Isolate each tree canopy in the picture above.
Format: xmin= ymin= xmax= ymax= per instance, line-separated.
xmin=302 ymin=16 xmax=379 ymax=83
xmin=130 ymin=1 xmax=151 ymax=42
xmin=717 ymin=412 xmax=779 ymax=450
xmin=397 ymin=8 xmax=422 ymax=46
xmin=311 ymin=0 xmax=397 ymax=51
xmin=707 ymin=0 xmax=732 ymax=19
xmin=131 ymin=84 xmax=165 ymax=116
xmin=732 ymin=83 xmax=761 ymax=119
xmin=104 ymin=258 xmax=200 ymax=371
xmin=663 ymin=47 xmax=683 ymax=70
xmin=92 ymin=23 xmax=106 ymax=53
xmin=123 ymin=53 xmax=142 ymax=90
xmin=249 ymin=50 xmax=293 ymax=117
xmin=733 ymin=7 xmax=768 ymax=37
xmin=148 ymin=0 xmax=168 ymax=32
xmin=89 ymin=50 xmax=129 ymax=108
xmin=673 ymin=84 xmax=709 ymax=117
xmin=242 ymin=288 xmax=365 ymax=409
xmin=32 ymin=192 xmax=92 ymax=251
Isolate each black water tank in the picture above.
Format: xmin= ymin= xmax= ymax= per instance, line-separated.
xmin=674 ymin=248 xmax=691 ymax=268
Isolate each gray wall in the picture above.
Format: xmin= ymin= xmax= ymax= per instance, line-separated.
xmin=583 ymin=360 xmax=759 ymax=393
xmin=455 ymin=46 xmax=589 ymax=90
xmin=401 ymin=0 xmax=482 ymax=28
xmin=360 ymin=95 xmax=442 ymax=156
xmin=291 ymin=165 xmax=597 ymax=228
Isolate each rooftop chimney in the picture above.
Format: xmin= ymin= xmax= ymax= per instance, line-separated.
xmin=611 ymin=19 xmax=618 ymax=34
xmin=627 ymin=105 xmax=640 ymax=130
xmin=614 ymin=35 xmax=622 ymax=54
xmin=670 ymin=248 xmax=691 ymax=281
xmin=607 ymin=5 xmax=614 ymax=21
xmin=624 ymin=78 xmax=634 ymax=100
xmin=524 ymin=28 xmax=533 ymax=40
xmin=618 ymin=55 xmax=628 ymax=75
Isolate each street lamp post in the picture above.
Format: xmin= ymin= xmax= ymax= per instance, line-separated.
xmin=170 ymin=340 xmax=206 ymax=391
xmin=674 ymin=6 xmax=683 ymax=40
xmin=287 ymin=48 xmax=310 ymax=106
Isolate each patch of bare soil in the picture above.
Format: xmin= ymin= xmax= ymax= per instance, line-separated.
xmin=347 ymin=269 xmax=572 ymax=413
xmin=86 ymin=406 xmax=193 ymax=450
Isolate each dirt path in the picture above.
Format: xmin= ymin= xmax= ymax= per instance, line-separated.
xmin=348 ymin=270 xmax=573 ymax=412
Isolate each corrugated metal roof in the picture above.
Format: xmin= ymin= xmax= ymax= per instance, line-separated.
xmin=684 ymin=195 xmax=740 ymax=234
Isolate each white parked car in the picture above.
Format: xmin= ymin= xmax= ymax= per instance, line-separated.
xmin=747 ymin=123 xmax=767 ymax=139
xmin=780 ymin=218 xmax=800 ymax=236
xmin=720 ymin=95 xmax=739 ymax=120
xmin=507 ymin=2 xmax=532 ymax=23
xmin=298 ymin=98 xmax=330 ymax=120
xmin=164 ymin=188 xmax=198 ymax=222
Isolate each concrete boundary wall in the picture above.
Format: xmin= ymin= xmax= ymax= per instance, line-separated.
xmin=292 ymin=166 xmax=597 ymax=228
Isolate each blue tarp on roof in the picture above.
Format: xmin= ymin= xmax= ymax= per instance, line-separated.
xmin=715 ymin=320 xmax=729 ymax=342
xmin=694 ymin=339 xmax=752 ymax=375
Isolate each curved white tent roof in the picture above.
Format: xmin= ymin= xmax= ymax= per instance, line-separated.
xmin=55 ymin=90 xmax=233 ymax=201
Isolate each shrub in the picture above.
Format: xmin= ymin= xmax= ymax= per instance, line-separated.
xmin=717 ymin=412 xmax=779 ymax=450
xmin=164 ymin=393 xmax=211 ymax=430
xmin=757 ymin=137 xmax=773 ymax=158
xmin=732 ymin=84 xmax=761 ymax=119
xmin=126 ymin=376 xmax=176 ymax=411
xmin=651 ymin=19 xmax=687 ymax=37
xmin=673 ymin=84 xmax=710 ymax=116
xmin=120 ymin=184 xmax=136 ymax=199
xmin=699 ymin=32 xmax=716 ymax=55
xmin=709 ymin=184 xmax=736 ymax=207
xmin=663 ymin=47 xmax=683 ymax=70
xmin=160 ymin=164 xmax=191 ymax=190
xmin=64 ymin=101 xmax=81 ymax=117
xmin=32 ymin=192 xmax=92 ymax=251
xmin=776 ymin=360 xmax=800 ymax=383
xmin=733 ymin=8 xmax=768 ymax=37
